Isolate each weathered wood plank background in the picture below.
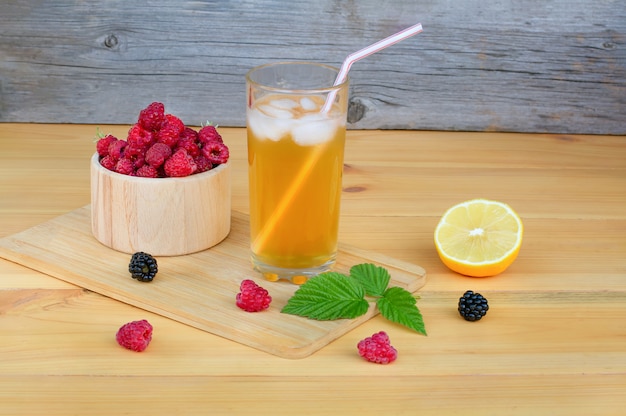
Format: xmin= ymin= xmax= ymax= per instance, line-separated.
xmin=1 ymin=0 xmax=624 ymax=134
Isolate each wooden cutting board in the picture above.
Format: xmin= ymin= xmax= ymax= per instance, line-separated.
xmin=0 ymin=206 xmax=426 ymax=359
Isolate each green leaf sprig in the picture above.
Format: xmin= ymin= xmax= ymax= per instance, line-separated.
xmin=93 ymin=126 xmax=107 ymax=142
xmin=281 ymin=263 xmax=426 ymax=335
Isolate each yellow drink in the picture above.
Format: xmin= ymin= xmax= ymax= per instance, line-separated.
xmin=246 ymin=62 xmax=349 ymax=282
xmin=247 ymin=95 xmax=346 ymax=272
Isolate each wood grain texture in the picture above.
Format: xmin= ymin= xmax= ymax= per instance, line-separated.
xmin=0 ymin=124 xmax=625 ymax=415
xmin=91 ymin=153 xmax=231 ymax=255
xmin=0 ymin=1 xmax=624 ymax=134
xmin=2 ymin=375 xmax=626 ymax=415
xmin=0 ymin=206 xmax=426 ymax=359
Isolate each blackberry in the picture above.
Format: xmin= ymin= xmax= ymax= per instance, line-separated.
xmin=458 ymin=290 xmax=489 ymax=321
xmin=128 ymin=252 xmax=158 ymax=282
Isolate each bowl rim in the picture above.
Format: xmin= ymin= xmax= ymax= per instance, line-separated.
xmin=90 ymin=152 xmax=229 ymax=183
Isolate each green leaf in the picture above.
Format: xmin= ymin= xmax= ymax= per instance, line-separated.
xmin=93 ymin=126 xmax=106 ymax=142
xmin=377 ymin=286 xmax=427 ymax=335
xmin=349 ymin=263 xmax=390 ymax=297
xmin=281 ymin=272 xmax=370 ymax=320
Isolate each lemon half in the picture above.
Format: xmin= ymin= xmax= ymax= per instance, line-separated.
xmin=434 ymin=199 xmax=523 ymax=277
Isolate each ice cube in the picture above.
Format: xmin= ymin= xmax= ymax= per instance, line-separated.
xmin=300 ymin=97 xmax=319 ymax=111
xmin=247 ymin=109 xmax=291 ymax=142
xmin=292 ymin=119 xmax=338 ymax=146
xmin=258 ymin=104 xmax=294 ymax=120
xmin=246 ymin=110 xmax=268 ymax=140
xmin=270 ymin=98 xmax=299 ymax=110
xmin=299 ymin=113 xmax=326 ymax=122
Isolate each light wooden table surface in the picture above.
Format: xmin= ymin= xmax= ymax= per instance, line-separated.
xmin=1 ymin=124 xmax=625 ymax=416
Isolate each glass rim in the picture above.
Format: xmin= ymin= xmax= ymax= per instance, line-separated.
xmin=245 ymin=61 xmax=349 ymax=94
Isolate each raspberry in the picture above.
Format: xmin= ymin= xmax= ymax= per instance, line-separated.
xmin=201 ymin=141 xmax=230 ymax=165
xmin=164 ymin=114 xmax=185 ymax=133
xmin=108 ymin=139 xmax=127 ymax=161
xmin=194 ymin=154 xmax=213 ymax=173
xmin=156 ymin=125 xmax=181 ymax=148
xmin=236 ymin=279 xmax=272 ymax=312
xmin=124 ymin=143 xmax=144 ymax=158
xmin=115 ymin=157 xmax=135 ymax=175
xmin=177 ymin=134 xmax=202 ymax=157
xmin=123 ymin=144 xmax=146 ymax=170
xmin=164 ymin=148 xmax=197 ymax=177
xmin=145 ymin=142 xmax=172 ymax=168
xmin=100 ymin=155 xmax=117 ymax=171
xmin=133 ymin=153 xmax=146 ymax=169
xmin=157 ymin=114 xmax=185 ymax=148
xmin=180 ymin=126 xmax=199 ymax=142
xmin=357 ymin=331 xmax=398 ymax=364
xmin=116 ymin=319 xmax=153 ymax=352
xmin=128 ymin=252 xmax=158 ymax=282
xmin=96 ymin=134 xmax=118 ymax=157
xmin=458 ymin=290 xmax=489 ymax=321
xmin=198 ymin=124 xmax=223 ymax=145
xmin=136 ymin=164 xmax=159 ymax=178
xmin=138 ymin=102 xmax=166 ymax=131
xmin=127 ymin=124 xmax=155 ymax=149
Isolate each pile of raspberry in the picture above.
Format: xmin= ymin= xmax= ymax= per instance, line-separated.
xmin=96 ymin=102 xmax=229 ymax=178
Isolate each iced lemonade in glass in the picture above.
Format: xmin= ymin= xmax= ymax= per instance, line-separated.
xmin=246 ymin=62 xmax=349 ymax=283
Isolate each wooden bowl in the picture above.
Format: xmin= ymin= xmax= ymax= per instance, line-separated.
xmin=90 ymin=153 xmax=231 ymax=256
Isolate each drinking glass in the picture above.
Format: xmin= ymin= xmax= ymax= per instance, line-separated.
xmin=246 ymin=62 xmax=349 ymax=284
